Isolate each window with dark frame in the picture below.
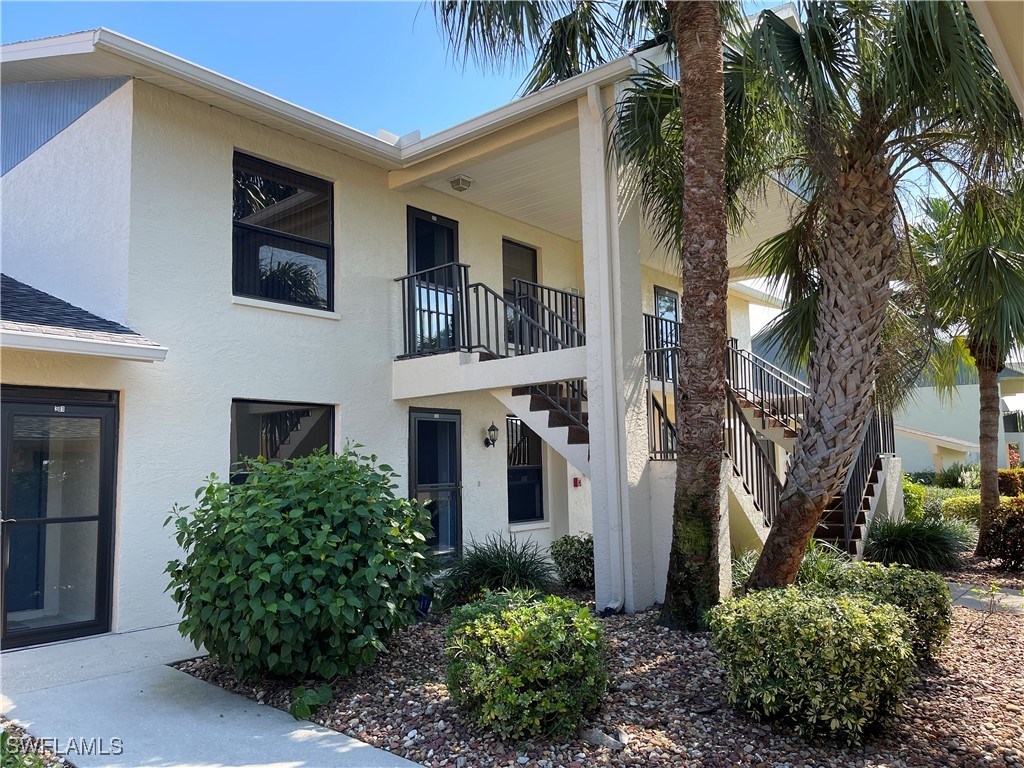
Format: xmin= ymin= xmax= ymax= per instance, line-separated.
xmin=506 ymin=416 xmax=544 ymax=524
xmin=232 ymin=153 xmax=333 ymax=310
xmin=230 ymin=399 xmax=333 ymax=482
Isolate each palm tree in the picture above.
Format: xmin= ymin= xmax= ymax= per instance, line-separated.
xmin=434 ymin=1 xmax=740 ymax=627
xmin=915 ymin=185 xmax=1024 ymax=554
xmin=730 ymin=1 xmax=1023 ymax=589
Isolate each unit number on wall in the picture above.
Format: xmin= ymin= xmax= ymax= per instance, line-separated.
xmin=54 ymin=405 xmax=66 ymax=413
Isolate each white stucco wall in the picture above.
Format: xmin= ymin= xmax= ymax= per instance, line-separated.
xmin=895 ymin=385 xmax=998 ymax=472
xmin=1 ymin=81 xmax=133 ymax=324
xmin=1 ymin=79 xmax=583 ymax=633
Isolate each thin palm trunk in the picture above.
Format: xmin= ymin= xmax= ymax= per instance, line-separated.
xmin=747 ymin=152 xmax=897 ymax=588
xmin=661 ymin=0 xmax=730 ymax=629
xmin=976 ymin=358 xmax=1002 ymax=555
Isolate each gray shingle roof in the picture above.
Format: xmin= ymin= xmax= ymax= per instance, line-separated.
xmin=1 ymin=273 xmax=163 ymax=349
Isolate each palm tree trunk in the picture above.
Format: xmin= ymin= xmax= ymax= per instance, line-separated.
xmin=747 ymin=152 xmax=897 ymax=589
xmin=661 ymin=0 xmax=730 ymax=629
xmin=975 ymin=355 xmax=1002 ymax=555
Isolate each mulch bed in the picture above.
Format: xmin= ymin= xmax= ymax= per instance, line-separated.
xmin=0 ymin=716 xmax=77 ymax=768
xmin=178 ymin=605 xmax=1023 ymax=768
xmin=941 ymin=557 xmax=1024 ymax=591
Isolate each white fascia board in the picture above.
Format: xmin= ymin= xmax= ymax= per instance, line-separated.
xmin=1 ymin=330 xmax=169 ymax=362
xmin=396 ymin=57 xmax=636 ymax=164
xmin=89 ymin=29 xmax=404 ymax=168
xmin=894 ymin=424 xmax=979 ymax=452
xmin=0 ymin=30 xmax=98 ymax=63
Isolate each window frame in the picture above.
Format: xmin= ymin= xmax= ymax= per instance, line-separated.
xmin=229 ymin=398 xmax=335 ymax=479
xmin=232 ymin=152 xmax=335 ymax=311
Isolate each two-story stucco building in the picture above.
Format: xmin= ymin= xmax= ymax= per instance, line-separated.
xmin=1 ymin=28 xmax=869 ymax=651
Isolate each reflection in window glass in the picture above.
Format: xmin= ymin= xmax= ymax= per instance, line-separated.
xmin=232 ymin=153 xmax=333 ymax=309
xmin=230 ymin=400 xmax=333 ymax=480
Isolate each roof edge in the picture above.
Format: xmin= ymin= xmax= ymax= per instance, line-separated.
xmin=1 ymin=328 xmax=169 ymax=362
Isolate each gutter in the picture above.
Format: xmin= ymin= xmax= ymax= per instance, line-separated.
xmin=1 ymin=330 xmax=169 ymax=362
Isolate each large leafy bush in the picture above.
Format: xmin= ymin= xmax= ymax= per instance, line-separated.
xmin=935 ymin=462 xmax=979 ymax=489
xmin=445 ymin=591 xmax=607 ymax=739
xmin=549 ymin=533 xmax=595 ymax=589
xmin=435 ymin=535 xmax=557 ymax=611
xmin=997 ymin=468 xmax=1024 ymax=497
xmin=941 ymin=494 xmax=1012 ymax=523
xmin=902 ymin=475 xmax=926 ymax=521
xmin=990 ymin=497 xmax=1024 ymax=569
xmin=165 ymin=448 xmax=431 ymax=679
xmin=864 ymin=516 xmax=977 ymax=571
xmin=709 ymin=588 xmax=914 ymax=744
xmin=829 ymin=562 xmax=952 ymax=662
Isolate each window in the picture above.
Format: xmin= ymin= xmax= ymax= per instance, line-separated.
xmin=507 ymin=416 xmax=544 ymax=523
xmin=230 ymin=400 xmax=333 ymax=480
xmin=652 ymin=285 xmax=680 ymax=379
xmin=232 ymin=153 xmax=333 ymax=310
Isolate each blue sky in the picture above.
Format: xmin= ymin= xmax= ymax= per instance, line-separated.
xmin=0 ymin=2 xmax=530 ymax=138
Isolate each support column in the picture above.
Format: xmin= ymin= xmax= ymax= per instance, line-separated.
xmin=578 ymin=86 xmax=656 ymax=613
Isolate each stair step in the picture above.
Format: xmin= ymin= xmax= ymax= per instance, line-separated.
xmin=511 ymin=386 xmax=531 ymax=397
xmin=549 ymin=410 xmax=589 ymax=429
xmin=566 ymin=425 xmax=589 ymax=444
xmin=476 ymin=351 xmax=501 ymax=362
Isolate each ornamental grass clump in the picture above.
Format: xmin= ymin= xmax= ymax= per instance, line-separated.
xmin=709 ymin=588 xmax=915 ymax=744
xmin=864 ymin=516 xmax=977 ymax=571
xmin=435 ymin=534 xmax=558 ymax=611
xmin=829 ymin=562 xmax=952 ymax=662
xmin=445 ymin=590 xmax=607 ymax=740
xmin=550 ymin=533 xmax=595 ymax=589
xmin=165 ymin=447 xmax=432 ymax=680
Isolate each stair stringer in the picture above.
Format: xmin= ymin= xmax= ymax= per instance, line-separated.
xmin=726 ymin=462 xmax=771 ymax=552
xmin=491 ymin=388 xmax=590 ymax=477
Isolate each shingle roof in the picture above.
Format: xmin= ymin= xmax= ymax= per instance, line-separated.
xmin=1 ymin=273 xmax=163 ymax=349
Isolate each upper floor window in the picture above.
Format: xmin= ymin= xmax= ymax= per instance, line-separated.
xmin=232 ymin=153 xmax=333 ymax=310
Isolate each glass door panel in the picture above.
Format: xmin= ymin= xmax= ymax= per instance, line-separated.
xmin=2 ymin=397 xmax=116 ymax=648
xmin=408 ymin=208 xmax=459 ymax=355
xmin=410 ymin=410 xmax=461 ymax=557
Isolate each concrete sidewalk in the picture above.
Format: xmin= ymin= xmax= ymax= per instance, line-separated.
xmin=947 ymin=582 xmax=1024 ymax=614
xmin=1 ymin=626 xmax=418 ymax=768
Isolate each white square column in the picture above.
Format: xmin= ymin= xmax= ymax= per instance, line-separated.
xmin=577 ymin=87 xmax=657 ymax=613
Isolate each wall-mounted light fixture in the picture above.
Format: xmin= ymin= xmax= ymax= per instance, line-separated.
xmin=483 ymin=422 xmax=499 ymax=448
xmin=449 ymin=174 xmax=473 ymax=192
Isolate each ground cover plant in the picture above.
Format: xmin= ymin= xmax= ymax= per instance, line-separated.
xmin=434 ymin=535 xmax=557 ymax=612
xmin=444 ymin=590 xmax=607 ymax=740
xmin=165 ymin=447 xmax=431 ymax=679
xmin=709 ymin=587 xmax=915 ymax=744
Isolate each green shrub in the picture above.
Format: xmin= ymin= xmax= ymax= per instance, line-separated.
xmin=922 ymin=486 xmax=966 ymax=519
xmin=990 ymin=497 xmax=1024 ymax=569
xmin=902 ymin=475 xmax=926 ymax=521
xmin=830 ymin=562 xmax=952 ymax=661
xmin=941 ymin=493 xmax=1012 ymax=523
xmin=935 ymin=462 xmax=978 ymax=488
xmin=907 ymin=470 xmax=936 ymax=486
xmin=1 ymin=730 xmax=47 ymax=768
xmin=436 ymin=535 xmax=557 ymax=612
xmin=549 ymin=533 xmax=595 ymax=589
xmin=731 ymin=540 xmax=850 ymax=594
xmin=864 ymin=516 xmax=977 ymax=571
xmin=997 ymin=468 xmax=1024 ymax=497
xmin=709 ymin=588 xmax=914 ymax=744
xmin=445 ymin=591 xmax=607 ymax=739
xmin=165 ymin=448 xmax=431 ymax=680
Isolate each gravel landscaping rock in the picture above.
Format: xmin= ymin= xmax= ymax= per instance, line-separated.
xmin=178 ymin=605 xmax=1023 ymax=768
xmin=1 ymin=716 xmax=77 ymax=767
xmin=941 ymin=558 xmax=1024 ymax=591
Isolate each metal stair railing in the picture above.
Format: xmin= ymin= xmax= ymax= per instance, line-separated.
xmin=725 ymin=389 xmax=782 ymax=527
xmin=725 ymin=338 xmax=808 ymax=433
xmin=512 ymin=278 xmax=586 ymax=349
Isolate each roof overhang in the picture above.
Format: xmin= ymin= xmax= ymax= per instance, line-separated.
xmin=895 ymin=424 xmax=979 ymax=453
xmin=1 ymin=328 xmax=168 ymax=362
xmin=969 ymin=1 xmax=1024 ymax=112
xmin=1 ymin=29 xmax=635 ymax=173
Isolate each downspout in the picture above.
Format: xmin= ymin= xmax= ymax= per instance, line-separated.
xmin=586 ymin=83 xmax=627 ymax=613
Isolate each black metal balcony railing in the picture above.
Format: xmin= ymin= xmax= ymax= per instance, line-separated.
xmin=725 ymin=338 xmax=808 ymax=434
xmin=396 ymin=264 xmax=586 ymax=359
xmin=512 ymin=279 xmax=586 ymax=349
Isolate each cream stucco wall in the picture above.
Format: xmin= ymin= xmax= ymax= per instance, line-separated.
xmin=2 ymin=79 xmax=584 ymax=633
xmin=1 ymin=81 xmax=133 ymax=324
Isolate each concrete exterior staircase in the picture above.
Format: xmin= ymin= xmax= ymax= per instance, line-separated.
xmin=491 ymin=386 xmax=590 ymax=476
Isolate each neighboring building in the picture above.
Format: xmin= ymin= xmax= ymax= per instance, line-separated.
xmin=895 ymin=365 xmax=1024 ymax=473
xmin=0 ymin=29 xmax=896 ymax=650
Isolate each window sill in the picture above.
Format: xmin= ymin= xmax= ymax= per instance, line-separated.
xmin=508 ymin=521 xmax=550 ymax=533
xmin=231 ymin=295 xmax=341 ymax=320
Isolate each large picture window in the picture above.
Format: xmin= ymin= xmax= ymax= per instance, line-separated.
xmin=230 ymin=400 xmax=333 ymax=480
xmin=232 ymin=153 xmax=333 ymax=310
